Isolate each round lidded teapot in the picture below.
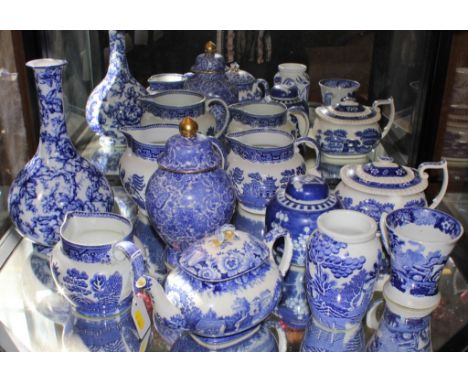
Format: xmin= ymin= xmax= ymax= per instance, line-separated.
xmin=335 ymin=156 xmax=449 ymax=223
xmin=225 ymin=62 xmax=269 ymax=103
xmin=314 ymin=97 xmax=395 ymax=158
xmin=145 ymin=117 xmax=236 ymax=268
xmin=138 ymin=224 xmax=293 ymax=341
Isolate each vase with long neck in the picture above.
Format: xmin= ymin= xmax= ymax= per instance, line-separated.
xmin=8 ymin=58 xmax=114 ymax=253
xmin=86 ymin=31 xmax=147 ymax=147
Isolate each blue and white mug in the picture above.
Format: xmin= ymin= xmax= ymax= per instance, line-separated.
xmin=318 ymin=78 xmax=360 ymax=106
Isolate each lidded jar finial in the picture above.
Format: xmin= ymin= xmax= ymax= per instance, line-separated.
xmin=179 ymin=117 xmax=198 ymax=138
xmin=204 ymin=41 xmax=217 ymax=54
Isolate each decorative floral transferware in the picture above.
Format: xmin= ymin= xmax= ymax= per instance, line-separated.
xmin=147 ymin=73 xmax=187 ymax=94
xmin=228 ymin=101 xmax=309 ymax=138
xmin=62 ymin=309 xmax=141 ymax=352
xmin=8 ymin=59 xmax=114 ymax=251
xmin=226 ymin=129 xmax=320 ymax=214
xmin=380 ymin=207 xmax=463 ymax=310
xmin=273 ymin=63 xmax=310 ymax=103
xmin=225 ymin=62 xmax=270 ymax=103
xmin=145 ymin=118 xmax=236 ymax=268
xmin=266 ymin=84 xmax=309 ymax=115
xmin=318 ymin=78 xmax=360 ymax=106
xmin=139 ymin=90 xmax=229 ymax=138
xmin=119 ymin=123 xmax=179 ymax=212
xmin=301 ymin=318 xmax=365 ymax=352
xmin=141 ymin=224 xmax=293 ymax=341
xmin=232 ymin=206 xmax=266 ymax=240
xmin=86 ymin=31 xmax=147 ymax=145
xmin=306 ymin=210 xmax=382 ymax=330
xmin=314 ymin=97 xmax=395 ymax=157
xmin=335 ymin=157 xmax=449 ymax=223
xmin=50 ymin=212 xmax=147 ymax=317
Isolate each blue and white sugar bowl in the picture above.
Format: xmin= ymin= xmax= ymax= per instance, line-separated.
xmin=225 ymin=62 xmax=269 ymax=103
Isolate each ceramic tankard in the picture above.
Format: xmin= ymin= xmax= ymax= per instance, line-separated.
xmin=380 ymin=207 xmax=463 ymax=310
xmin=318 ymin=78 xmax=360 ymax=106
xmin=273 ymin=63 xmax=310 ymax=103
xmin=306 ymin=210 xmax=382 ymax=330
xmin=50 ymin=212 xmax=146 ymax=317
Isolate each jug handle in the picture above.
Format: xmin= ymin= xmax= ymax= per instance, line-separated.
xmin=255 ymin=78 xmax=270 ymax=98
xmin=265 ymin=320 xmax=287 ymax=352
xmin=113 ymin=241 xmax=148 ymax=293
xmin=294 ymin=136 xmax=321 ymax=171
xmin=372 ymin=97 xmax=395 ymax=139
xmin=206 ymin=97 xmax=230 ymax=139
xmin=264 ymin=226 xmax=293 ymax=277
xmin=288 ymin=106 xmax=310 ymax=138
xmin=366 ymin=298 xmax=384 ymax=331
xmin=417 ymin=159 xmax=448 ymax=209
xmin=379 ymin=212 xmax=391 ymax=255
xmin=207 ymin=136 xmax=227 ymax=170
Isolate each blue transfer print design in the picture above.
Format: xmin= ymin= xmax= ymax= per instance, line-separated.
xmin=30 ymin=253 xmax=56 ymax=290
xmin=316 ymin=127 xmax=381 ymax=155
xmin=367 ymin=307 xmax=431 ymax=352
xmin=230 ymin=102 xmax=287 ymax=127
xmin=139 ymin=91 xmax=205 ymax=120
xmin=338 ymin=194 xmax=394 ymax=223
xmin=306 ymin=231 xmax=380 ymax=329
xmin=274 ymin=69 xmax=310 ymax=103
xmin=120 ymin=168 xmax=145 ymax=210
xmin=86 ymin=31 xmax=147 ymax=144
xmin=8 ymin=60 xmax=113 ymax=249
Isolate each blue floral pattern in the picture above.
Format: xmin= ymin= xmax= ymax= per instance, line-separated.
xmin=8 ymin=60 xmax=113 ymax=249
xmin=274 ymin=68 xmax=310 ymax=103
xmin=86 ymin=31 xmax=147 ymax=143
xmin=316 ymin=127 xmax=381 ymax=155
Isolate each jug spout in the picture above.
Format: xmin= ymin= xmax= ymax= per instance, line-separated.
xmin=136 ymin=276 xmax=186 ymax=330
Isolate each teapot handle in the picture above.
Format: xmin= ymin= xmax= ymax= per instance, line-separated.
xmin=255 ymin=78 xmax=270 ymax=98
xmin=288 ymin=106 xmax=310 ymax=138
xmin=264 ymin=226 xmax=293 ymax=277
xmin=417 ymin=159 xmax=448 ymax=209
xmin=294 ymin=136 xmax=321 ymax=173
xmin=365 ymin=298 xmax=384 ymax=331
xmin=206 ymin=97 xmax=230 ymax=138
xmin=207 ymin=136 xmax=227 ymax=170
xmin=372 ymin=97 xmax=395 ymax=139
xmin=379 ymin=212 xmax=391 ymax=255
xmin=113 ymin=241 xmax=148 ymax=294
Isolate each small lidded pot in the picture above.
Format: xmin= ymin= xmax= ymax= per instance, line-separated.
xmin=225 ymin=62 xmax=269 ymax=103
xmin=335 ymin=157 xmax=449 ymax=223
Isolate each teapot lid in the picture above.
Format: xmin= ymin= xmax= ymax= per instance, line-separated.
xmin=178 ymin=225 xmax=269 ymax=282
xmin=225 ymin=62 xmax=255 ymax=85
xmin=157 ymin=117 xmax=221 ymax=173
xmin=270 ymin=84 xmax=299 ymax=99
xmin=316 ymin=98 xmax=381 ymax=125
xmin=191 ymin=41 xmax=225 ymax=73
xmin=340 ymin=156 xmax=428 ymax=196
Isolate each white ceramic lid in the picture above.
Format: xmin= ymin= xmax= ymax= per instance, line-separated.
xmin=340 ymin=157 xmax=428 ymax=196
xmin=316 ymin=98 xmax=381 ymax=125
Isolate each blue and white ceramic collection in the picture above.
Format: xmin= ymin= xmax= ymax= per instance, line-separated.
xmin=8 ymin=59 xmax=114 ymax=251
xmin=147 ymin=73 xmax=187 ymax=94
xmin=314 ymin=97 xmax=395 ymax=159
xmin=273 ymin=63 xmax=310 ymax=103
xmin=145 ymin=224 xmax=293 ymax=340
xmin=228 ymin=101 xmax=309 ymax=138
xmin=335 ymin=157 xmax=449 ymax=223
xmin=139 ymin=90 xmax=230 ymax=138
xmin=380 ymin=207 xmax=463 ymax=310
xmin=318 ymin=78 xmax=360 ymax=106
xmin=86 ymin=31 xmax=147 ymax=145
xmin=225 ymin=62 xmax=270 ymax=103
xmin=266 ymin=84 xmax=309 ymax=115
xmin=226 ymin=129 xmax=320 ymax=214
xmin=306 ymin=210 xmax=382 ymax=330
xmin=50 ymin=212 xmax=146 ymax=317
xmin=145 ymin=118 xmax=236 ymax=268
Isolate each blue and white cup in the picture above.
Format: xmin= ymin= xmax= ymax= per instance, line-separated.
xmin=147 ymin=73 xmax=187 ymax=94
xmin=306 ymin=210 xmax=382 ymax=330
xmin=318 ymin=78 xmax=360 ymax=106
xmin=380 ymin=207 xmax=464 ymax=310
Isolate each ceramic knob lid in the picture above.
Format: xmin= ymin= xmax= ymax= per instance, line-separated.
xmin=285 ymin=175 xmax=330 ymax=203
xmin=157 ymin=117 xmax=221 ymax=172
xmin=225 ymin=62 xmax=256 ymax=85
xmin=191 ymin=41 xmax=226 ymax=73
xmin=178 ymin=225 xmax=269 ymax=282
xmin=316 ymin=98 xmax=380 ymax=124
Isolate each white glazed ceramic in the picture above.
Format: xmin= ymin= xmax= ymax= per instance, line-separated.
xmin=226 ymin=129 xmax=321 ymax=214
xmin=335 ymin=157 xmax=449 ymax=223
xmin=318 ymin=78 xmax=360 ymax=106
xmin=314 ymin=98 xmax=395 ymax=158
xmin=273 ymin=63 xmax=310 ymax=103
xmin=139 ymin=90 xmax=230 ymax=138
xmin=228 ymin=101 xmax=309 ymax=138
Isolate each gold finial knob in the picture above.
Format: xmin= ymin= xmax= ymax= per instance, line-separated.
xmin=135 ymin=276 xmax=147 ymax=289
xmin=204 ymin=41 xmax=217 ymax=54
xmin=179 ymin=117 xmax=198 ymax=138
xmin=224 ymin=230 xmax=235 ymax=240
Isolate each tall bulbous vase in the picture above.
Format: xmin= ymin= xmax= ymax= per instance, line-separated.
xmin=86 ymin=31 xmax=147 ymax=147
xmin=8 ymin=59 xmax=114 ymax=252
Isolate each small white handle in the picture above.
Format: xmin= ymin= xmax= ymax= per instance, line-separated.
xmin=294 ymin=136 xmax=321 ymax=171
xmin=288 ymin=107 xmax=310 ymax=138
xmin=372 ymin=97 xmax=395 ymax=139
xmin=417 ymin=159 xmax=449 ymax=209
xmin=206 ymin=97 xmax=230 ymax=138
xmin=264 ymin=227 xmax=293 ymax=277
xmin=365 ymin=298 xmax=384 ymax=331
xmin=276 ymin=325 xmax=287 ymax=352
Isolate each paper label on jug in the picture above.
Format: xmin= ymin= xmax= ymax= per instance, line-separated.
xmin=131 ymin=297 xmax=151 ymax=340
